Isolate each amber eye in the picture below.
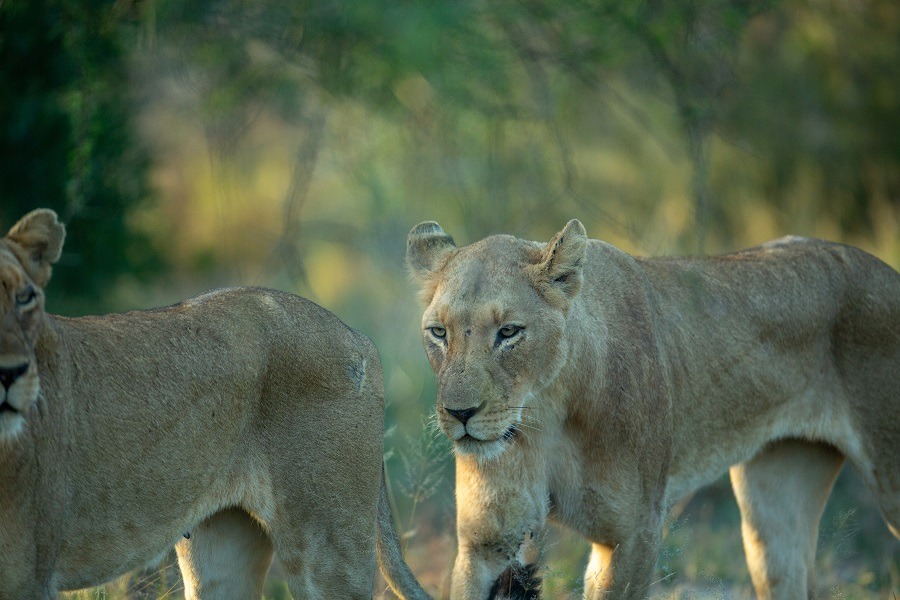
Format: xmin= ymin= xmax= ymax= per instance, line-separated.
xmin=428 ymin=326 xmax=447 ymax=339
xmin=498 ymin=325 xmax=522 ymax=339
xmin=15 ymin=286 xmax=36 ymax=308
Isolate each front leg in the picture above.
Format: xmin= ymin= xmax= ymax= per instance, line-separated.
xmin=451 ymin=454 xmax=549 ymax=600
xmin=582 ymin=523 xmax=662 ymax=600
xmin=453 ymin=528 xmax=544 ymax=599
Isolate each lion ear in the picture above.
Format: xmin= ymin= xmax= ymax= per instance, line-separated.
xmin=529 ymin=219 xmax=587 ymax=306
xmin=406 ymin=221 xmax=457 ymax=285
xmin=5 ymin=209 xmax=66 ymax=288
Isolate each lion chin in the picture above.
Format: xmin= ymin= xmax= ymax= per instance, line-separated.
xmin=0 ymin=379 xmax=38 ymax=440
xmin=451 ymin=428 xmax=518 ymax=462
xmin=0 ymin=410 xmax=25 ymax=439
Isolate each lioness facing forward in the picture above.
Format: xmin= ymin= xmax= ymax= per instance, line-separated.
xmin=406 ymin=220 xmax=899 ymax=600
xmin=0 ymin=209 xmax=430 ymax=600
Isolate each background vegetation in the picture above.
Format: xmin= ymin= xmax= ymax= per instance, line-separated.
xmin=1 ymin=0 xmax=897 ymax=597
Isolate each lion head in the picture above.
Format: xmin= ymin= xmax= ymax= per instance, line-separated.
xmin=407 ymin=220 xmax=587 ymax=460
xmin=0 ymin=209 xmax=65 ymax=439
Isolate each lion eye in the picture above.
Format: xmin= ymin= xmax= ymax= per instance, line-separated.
xmin=428 ymin=326 xmax=447 ymax=339
xmin=15 ymin=287 xmax=36 ymax=308
xmin=498 ymin=325 xmax=522 ymax=339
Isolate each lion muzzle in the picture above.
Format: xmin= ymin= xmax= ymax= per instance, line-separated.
xmin=442 ymin=402 xmax=484 ymax=426
xmin=0 ymin=359 xmax=32 ymax=437
xmin=0 ymin=361 xmax=29 ymax=392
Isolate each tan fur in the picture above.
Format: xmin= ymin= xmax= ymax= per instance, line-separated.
xmin=407 ymin=221 xmax=900 ymax=600
xmin=0 ymin=209 xmax=430 ymax=600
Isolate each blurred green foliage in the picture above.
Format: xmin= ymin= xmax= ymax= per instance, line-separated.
xmin=0 ymin=0 xmax=160 ymax=313
xmin=139 ymin=0 xmax=898 ymax=252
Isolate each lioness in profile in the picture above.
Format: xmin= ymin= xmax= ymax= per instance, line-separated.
xmin=406 ymin=219 xmax=899 ymax=600
xmin=0 ymin=209 xmax=430 ymax=600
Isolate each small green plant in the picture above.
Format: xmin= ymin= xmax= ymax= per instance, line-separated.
xmin=392 ymin=416 xmax=451 ymax=540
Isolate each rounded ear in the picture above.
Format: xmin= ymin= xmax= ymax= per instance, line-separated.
xmin=527 ymin=219 xmax=587 ymax=308
xmin=406 ymin=221 xmax=457 ymax=284
xmin=5 ymin=209 xmax=66 ymax=288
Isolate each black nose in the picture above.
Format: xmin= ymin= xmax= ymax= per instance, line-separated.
xmin=444 ymin=405 xmax=480 ymax=425
xmin=0 ymin=363 xmax=29 ymax=391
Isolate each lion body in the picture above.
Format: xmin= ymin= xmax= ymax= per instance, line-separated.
xmin=0 ymin=210 xmax=429 ymax=599
xmin=407 ymin=221 xmax=899 ymax=600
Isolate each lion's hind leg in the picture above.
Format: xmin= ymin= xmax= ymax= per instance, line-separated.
xmin=852 ymin=419 xmax=900 ymax=541
xmin=872 ymin=468 xmax=900 ymax=540
xmin=266 ymin=490 xmax=379 ymax=600
xmin=176 ymin=508 xmax=274 ymax=600
xmin=730 ymin=440 xmax=844 ymax=600
xmin=845 ymin=379 xmax=900 ymax=540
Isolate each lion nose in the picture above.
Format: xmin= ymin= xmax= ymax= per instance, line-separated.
xmin=0 ymin=363 xmax=29 ymax=391
xmin=444 ymin=405 xmax=481 ymax=426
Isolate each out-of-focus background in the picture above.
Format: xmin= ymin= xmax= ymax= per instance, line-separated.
xmin=2 ymin=0 xmax=897 ymax=598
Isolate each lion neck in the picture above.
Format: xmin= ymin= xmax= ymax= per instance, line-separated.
xmin=34 ymin=313 xmax=61 ymax=364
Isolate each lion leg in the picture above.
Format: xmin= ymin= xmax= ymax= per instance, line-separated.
xmin=849 ymin=436 xmax=900 ymax=541
xmin=451 ymin=454 xmax=550 ymax=600
xmin=175 ymin=508 xmax=274 ymax=600
xmin=451 ymin=550 xmax=508 ymax=599
xmin=482 ymin=528 xmax=544 ymax=599
xmin=730 ymin=440 xmax=844 ymax=600
xmin=265 ymin=446 xmax=381 ymax=598
xmin=847 ymin=403 xmax=900 ymax=540
xmin=870 ymin=465 xmax=900 ymax=540
xmin=270 ymin=505 xmax=377 ymax=600
xmin=583 ymin=543 xmax=613 ymax=597
xmin=452 ymin=527 xmax=544 ymax=600
xmin=581 ymin=528 xmax=661 ymax=600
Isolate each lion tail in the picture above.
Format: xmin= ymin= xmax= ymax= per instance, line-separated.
xmin=376 ymin=466 xmax=433 ymax=600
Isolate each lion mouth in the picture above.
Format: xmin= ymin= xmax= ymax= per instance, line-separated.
xmin=456 ymin=425 xmax=518 ymax=446
xmin=453 ymin=431 xmax=515 ymax=461
xmin=455 ymin=434 xmax=494 ymax=453
xmin=0 ymin=401 xmax=18 ymax=414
